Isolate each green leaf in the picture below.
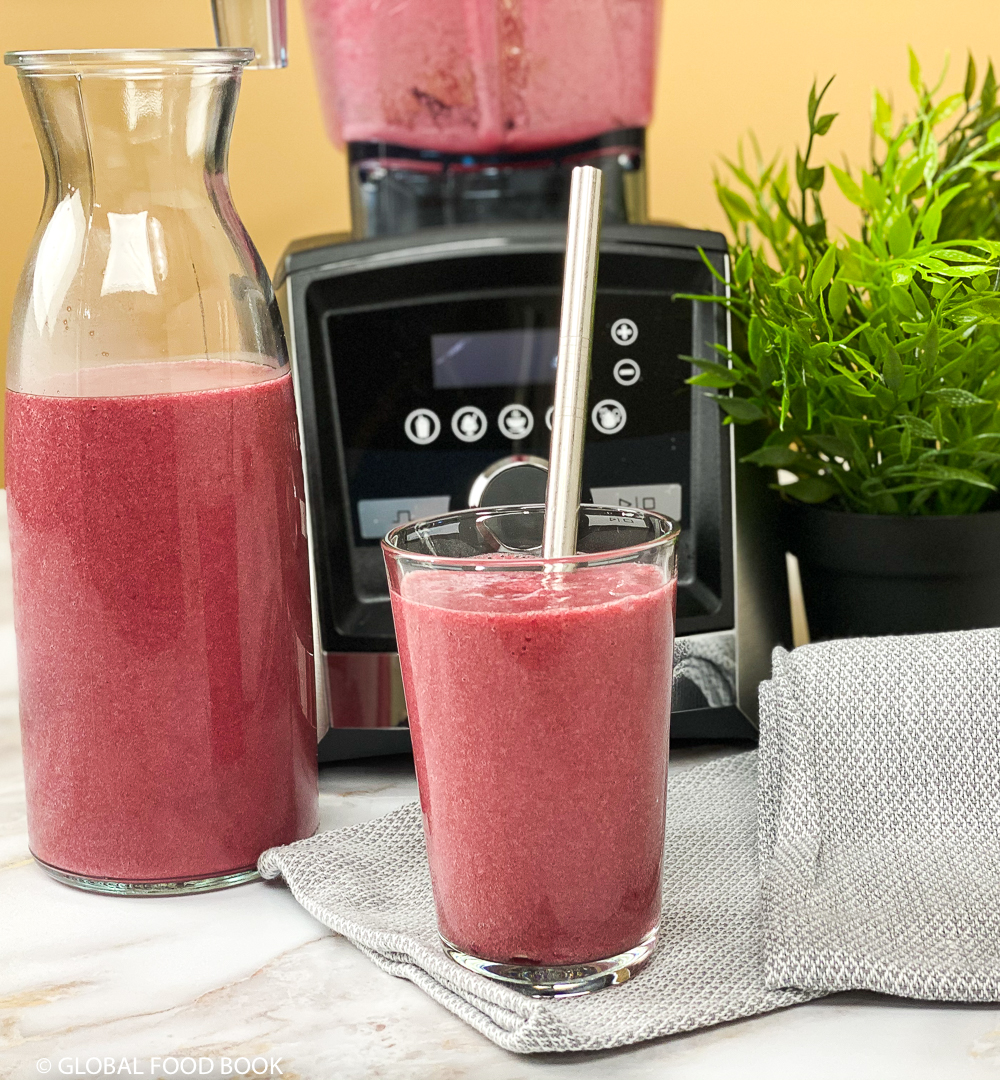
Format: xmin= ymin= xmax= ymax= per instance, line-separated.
xmin=782 ymin=477 xmax=837 ymax=503
xmin=810 ymin=245 xmax=837 ymax=298
xmin=716 ymin=396 xmax=765 ymax=422
xmin=874 ymin=90 xmax=893 ymax=140
xmin=887 ymin=214 xmax=915 ymax=257
xmin=898 ymin=157 xmax=926 ymax=196
xmin=918 ymin=465 xmax=996 ymax=490
xmin=901 ymin=414 xmax=938 ymax=440
xmin=964 ymin=52 xmax=977 ymax=103
xmin=734 ymin=247 xmax=752 ymax=287
xmin=929 ymin=92 xmax=965 ymax=128
xmin=717 ymin=186 xmax=753 ymax=223
xmin=828 ymin=276 xmax=849 ymax=321
xmin=930 ymin=387 xmax=991 ymax=406
xmin=874 ymin=384 xmax=896 ymax=409
xmin=900 ymin=425 xmax=912 ymax=463
xmin=983 ymin=61 xmax=997 ymax=111
xmin=883 ymin=347 xmax=904 ymax=392
xmin=747 ymin=315 xmax=768 ymax=366
xmin=890 ymin=285 xmax=917 ymax=317
xmin=829 ymin=375 xmax=877 ymax=399
xmin=921 ymin=323 xmax=939 ymax=365
xmin=921 ymin=201 xmax=942 ymax=243
xmin=862 ymin=172 xmax=885 ymax=209
xmin=689 ymin=358 xmax=736 ymax=379
xmin=777 ymin=275 xmax=805 ymax=293
xmin=909 ymin=47 xmax=922 ymax=93
xmin=690 ymin=372 xmax=739 ymax=388
xmin=829 ymin=163 xmax=866 ymax=207
xmin=899 ymin=373 xmax=919 ymax=402
xmin=814 ymin=112 xmax=837 ymax=136
xmin=910 ymin=280 xmax=931 ymax=319
xmin=741 ymin=445 xmax=800 ymax=467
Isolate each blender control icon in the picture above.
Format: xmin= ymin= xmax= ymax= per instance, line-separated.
xmin=610 ymin=318 xmax=638 ymax=346
xmin=452 ymin=406 xmax=488 ymax=442
xmin=498 ymin=404 xmax=534 ymax=439
xmin=613 ymin=358 xmax=641 ymax=386
xmin=592 ymin=398 xmax=627 ymax=435
xmin=405 ymin=408 xmax=442 ymax=445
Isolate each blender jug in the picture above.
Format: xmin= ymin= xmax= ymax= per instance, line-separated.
xmin=216 ymin=0 xmax=662 ymax=236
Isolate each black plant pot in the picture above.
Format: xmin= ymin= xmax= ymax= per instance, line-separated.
xmin=782 ymin=503 xmax=1000 ymax=640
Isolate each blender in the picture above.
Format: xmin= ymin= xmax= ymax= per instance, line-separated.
xmin=214 ymin=0 xmax=793 ymax=759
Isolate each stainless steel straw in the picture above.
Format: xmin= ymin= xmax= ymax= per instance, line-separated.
xmin=542 ymin=165 xmax=604 ymax=559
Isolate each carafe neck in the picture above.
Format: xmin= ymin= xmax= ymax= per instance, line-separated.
xmin=11 ymin=53 xmax=250 ymax=218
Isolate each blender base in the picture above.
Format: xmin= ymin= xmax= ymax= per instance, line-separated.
xmin=348 ymin=128 xmax=647 ymax=240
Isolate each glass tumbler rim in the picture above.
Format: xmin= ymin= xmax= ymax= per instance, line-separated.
xmin=382 ymin=503 xmax=679 ymax=571
xmin=4 ymin=48 xmax=255 ymax=74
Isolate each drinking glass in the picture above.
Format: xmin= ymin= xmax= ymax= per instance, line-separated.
xmin=384 ymin=504 xmax=677 ymax=996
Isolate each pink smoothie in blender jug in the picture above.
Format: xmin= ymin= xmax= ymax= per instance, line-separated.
xmin=298 ymin=0 xmax=662 ymax=237
xmin=303 ymin=0 xmax=660 ymax=153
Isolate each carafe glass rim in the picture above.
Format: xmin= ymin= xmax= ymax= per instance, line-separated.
xmin=4 ymin=48 xmax=254 ymax=74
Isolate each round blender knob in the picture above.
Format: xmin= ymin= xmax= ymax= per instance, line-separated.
xmin=468 ymin=455 xmax=549 ymax=508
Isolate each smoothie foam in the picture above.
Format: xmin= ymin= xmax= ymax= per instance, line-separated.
xmin=391 ymin=562 xmax=674 ymax=966
xmin=6 ymin=361 xmax=319 ymax=883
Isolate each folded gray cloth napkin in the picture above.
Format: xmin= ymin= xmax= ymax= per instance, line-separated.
xmin=759 ymin=630 xmax=1000 ymax=1001
xmin=259 ymin=752 xmax=818 ymax=1053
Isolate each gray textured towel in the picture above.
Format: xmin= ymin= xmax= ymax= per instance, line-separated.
xmin=758 ymin=630 xmax=1000 ymax=1001
xmin=260 ymin=753 xmax=818 ymax=1054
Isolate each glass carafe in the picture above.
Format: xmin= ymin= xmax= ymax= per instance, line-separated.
xmin=4 ymin=49 xmax=319 ymax=894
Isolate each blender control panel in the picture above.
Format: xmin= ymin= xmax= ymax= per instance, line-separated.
xmin=282 ymin=224 xmax=733 ymax=647
xmin=326 ymin=289 xmax=692 ymax=546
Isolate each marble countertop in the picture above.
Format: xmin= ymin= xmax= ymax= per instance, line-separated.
xmin=3 ymin=499 xmax=1000 ymax=1080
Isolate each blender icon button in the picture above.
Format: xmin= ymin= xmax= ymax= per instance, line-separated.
xmin=498 ymin=404 xmax=534 ymax=439
xmin=452 ymin=405 xmax=488 ymax=442
xmin=592 ymin=399 xmax=627 ymax=435
xmin=613 ymin=358 xmax=641 ymax=386
xmin=610 ymin=318 xmax=638 ymax=346
xmin=404 ymin=408 xmax=441 ymax=445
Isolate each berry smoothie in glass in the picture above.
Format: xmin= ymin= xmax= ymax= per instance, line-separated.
xmin=384 ymin=504 xmax=677 ymax=996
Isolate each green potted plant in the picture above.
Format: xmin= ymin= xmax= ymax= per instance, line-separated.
xmin=693 ymin=52 xmax=1000 ymax=638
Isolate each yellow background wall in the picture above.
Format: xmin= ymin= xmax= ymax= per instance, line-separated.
xmin=1 ymin=0 xmax=998 ymax=479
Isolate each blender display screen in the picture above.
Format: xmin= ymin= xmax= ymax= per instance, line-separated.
xmin=431 ymin=328 xmax=559 ymax=389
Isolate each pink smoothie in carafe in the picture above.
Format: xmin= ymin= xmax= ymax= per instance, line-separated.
xmin=303 ymin=0 xmax=661 ymax=153
xmin=5 ymin=361 xmax=319 ymax=883
xmin=391 ymin=563 xmax=674 ymax=966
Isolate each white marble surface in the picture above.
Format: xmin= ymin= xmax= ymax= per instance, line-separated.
xmin=3 ymin=499 xmax=1000 ymax=1079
